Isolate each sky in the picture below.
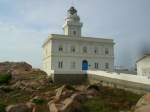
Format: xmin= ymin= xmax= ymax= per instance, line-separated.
xmin=0 ymin=0 xmax=150 ymax=69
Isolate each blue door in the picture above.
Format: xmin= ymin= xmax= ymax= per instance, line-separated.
xmin=82 ymin=60 xmax=88 ymax=70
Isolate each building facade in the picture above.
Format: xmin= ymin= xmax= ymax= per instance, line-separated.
xmin=136 ymin=54 xmax=150 ymax=78
xmin=42 ymin=7 xmax=114 ymax=82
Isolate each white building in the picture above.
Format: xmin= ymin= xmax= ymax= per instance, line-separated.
xmin=42 ymin=7 xmax=114 ymax=83
xmin=136 ymin=54 xmax=150 ymax=78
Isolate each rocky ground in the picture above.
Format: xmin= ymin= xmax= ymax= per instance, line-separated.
xmin=0 ymin=62 xmax=149 ymax=112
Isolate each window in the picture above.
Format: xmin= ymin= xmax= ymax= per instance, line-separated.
xmin=71 ymin=46 xmax=76 ymax=53
xmin=58 ymin=46 xmax=63 ymax=52
xmin=94 ymin=63 xmax=99 ymax=69
xmin=71 ymin=62 xmax=76 ymax=69
xmin=58 ymin=61 xmax=63 ymax=69
xmin=105 ymin=48 xmax=109 ymax=55
xmin=83 ymin=46 xmax=87 ymax=53
xmin=94 ymin=47 xmax=98 ymax=54
xmin=73 ymin=31 xmax=76 ymax=36
xmin=105 ymin=63 xmax=109 ymax=69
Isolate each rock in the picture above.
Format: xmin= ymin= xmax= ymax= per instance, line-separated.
xmin=48 ymin=97 xmax=83 ymax=112
xmin=133 ymin=93 xmax=150 ymax=112
xmin=61 ymin=97 xmax=82 ymax=112
xmin=0 ymin=89 xmax=5 ymax=96
xmin=134 ymin=104 xmax=150 ymax=112
xmin=6 ymin=102 xmax=36 ymax=112
xmin=61 ymin=94 xmax=83 ymax=112
xmin=30 ymin=96 xmax=45 ymax=105
xmin=11 ymin=81 xmax=34 ymax=92
xmin=48 ymin=90 xmax=85 ymax=112
xmin=54 ymin=86 xmax=64 ymax=101
xmin=75 ymin=85 xmax=87 ymax=91
xmin=136 ymin=93 xmax=150 ymax=108
xmin=0 ymin=62 xmax=32 ymax=74
xmin=87 ymin=84 xmax=100 ymax=91
xmin=55 ymin=85 xmax=76 ymax=101
xmin=0 ymin=85 xmax=13 ymax=92
xmin=11 ymin=77 xmax=48 ymax=92
xmin=86 ymin=84 xmax=100 ymax=98
xmin=71 ymin=93 xmax=87 ymax=103
xmin=48 ymin=101 xmax=60 ymax=112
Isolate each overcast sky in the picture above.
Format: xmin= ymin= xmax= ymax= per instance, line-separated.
xmin=0 ymin=0 xmax=150 ymax=69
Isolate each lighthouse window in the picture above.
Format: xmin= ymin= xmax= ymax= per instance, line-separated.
xmin=105 ymin=63 xmax=109 ymax=69
xmin=94 ymin=63 xmax=99 ymax=69
xmin=58 ymin=46 xmax=63 ymax=52
xmin=73 ymin=31 xmax=76 ymax=36
xmin=83 ymin=46 xmax=87 ymax=53
xmin=58 ymin=61 xmax=63 ymax=69
xmin=105 ymin=48 xmax=109 ymax=55
xmin=94 ymin=47 xmax=98 ymax=54
xmin=71 ymin=46 xmax=76 ymax=52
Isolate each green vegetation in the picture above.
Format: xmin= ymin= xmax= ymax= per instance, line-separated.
xmin=32 ymin=98 xmax=46 ymax=105
xmin=83 ymin=97 xmax=115 ymax=112
xmin=0 ymin=103 xmax=6 ymax=112
xmin=83 ymin=87 xmax=141 ymax=112
xmin=0 ymin=73 xmax=12 ymax=85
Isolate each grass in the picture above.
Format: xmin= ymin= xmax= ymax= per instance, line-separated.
xmin=0 ymin=103 xmax=6 ymax=112
xmin=0 ymin=83 xmax=141 ymax=112
xmin=82 ymin=86 xmax=141 ymax=112
xmin=83 ymin=97 xmax=115 ymax=112
xmin=0 ymin=73 xmax=12 ymax=85
xmin=32 ymin=98 xmax=46 ymax=105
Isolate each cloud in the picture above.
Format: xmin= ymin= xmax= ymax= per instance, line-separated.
xmin=0 ymin=0 xmax=150 ymax=69
xmin=0 ymin=22 xmax=48 ymax=68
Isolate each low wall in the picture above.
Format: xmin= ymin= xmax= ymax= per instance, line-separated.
xmin=87 ymin=70 xmax=150 ymax=94
xmin=53 ymin=74 xmax=87 ymax=84
xmin=51 ymin=70 xmax=87 ymax=84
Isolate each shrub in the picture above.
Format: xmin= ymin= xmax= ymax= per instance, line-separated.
xmin=32 ymin=98 xmax=46 ymax=105
xmin=65 ymin=85 xmax=76 ymax=91
xmin=0 ymin=103 xmax=6 ymax=112
xmin=0 ymin=73 xmax=12 ymax=85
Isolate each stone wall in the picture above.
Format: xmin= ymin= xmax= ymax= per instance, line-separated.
xmin=52 ymin=73 xmax=87 ymax=84
xmin=87 ymin=70 xmax=150 ymax=94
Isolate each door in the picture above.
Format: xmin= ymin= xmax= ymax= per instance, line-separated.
xmin=82 ymin=60 xmax=88 ymax=70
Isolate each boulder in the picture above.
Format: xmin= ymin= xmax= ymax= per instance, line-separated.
xmin=48 ymin=101 xmax=60 ymax=112
xmin=86 ymin=84 xmax=101 ymax=98
xmin=136 ymin=93 xmax=150 ymax=108
xmin=48 ymin=97 xmax=83 ymax=112
xmin=11 ymin=81 xmax=34 ymax=92
xmin=0 ymin=85 xmax=13 ymax=92
xmin=87 ymin=84 xmax=101 ymax=91
xmin=61 ymin=97 xmax=82 ymax=112
xmin=134 ymin=104 xmax=150 ymax=112
xmin=71 ymin=93 xmax=87 ymax=103
xmin=6 ymin=102 xmax=36 ymax=112
xmin=0 ymin=89 xmax=5 ymax=96
xmin=55 ymin=85 xmax=76 ymax=101
xmin=0 ymin=62 xmax=32 ymax=74
xmin=133 ymin=93 xmax=150 ymax=112
xmin=30 ymin=96 xmax=46 ymax=105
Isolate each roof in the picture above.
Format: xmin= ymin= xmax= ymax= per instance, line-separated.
xmin=136 ymin=54 xmax=150 ymax=63
xmin=42 ymin=34 xmax=114 ymax=47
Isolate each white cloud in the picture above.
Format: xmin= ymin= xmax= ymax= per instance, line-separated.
xmin=0 ymin=0 xmax=150 ymax=69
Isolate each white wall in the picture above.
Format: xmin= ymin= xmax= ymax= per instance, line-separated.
xmin=87 ymin=70 xmax=150 ymax=85
xmin=51 ymin=39 xmax=114 ymax=72
xmin=137 ymin=56 xmax=150 ymax=77
xmin=42 ymin=40 xmax=52 ymax=75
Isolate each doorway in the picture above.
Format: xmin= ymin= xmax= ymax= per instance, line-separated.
xmin=82 ymin=60 xmax=88 ymax=70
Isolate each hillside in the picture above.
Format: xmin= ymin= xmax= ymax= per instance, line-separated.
xmin=0 ymin=62 xmax=148 ymax=112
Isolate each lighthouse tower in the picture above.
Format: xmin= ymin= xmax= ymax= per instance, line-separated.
xmin=63 ymin=6 xmax=83 ymax=37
